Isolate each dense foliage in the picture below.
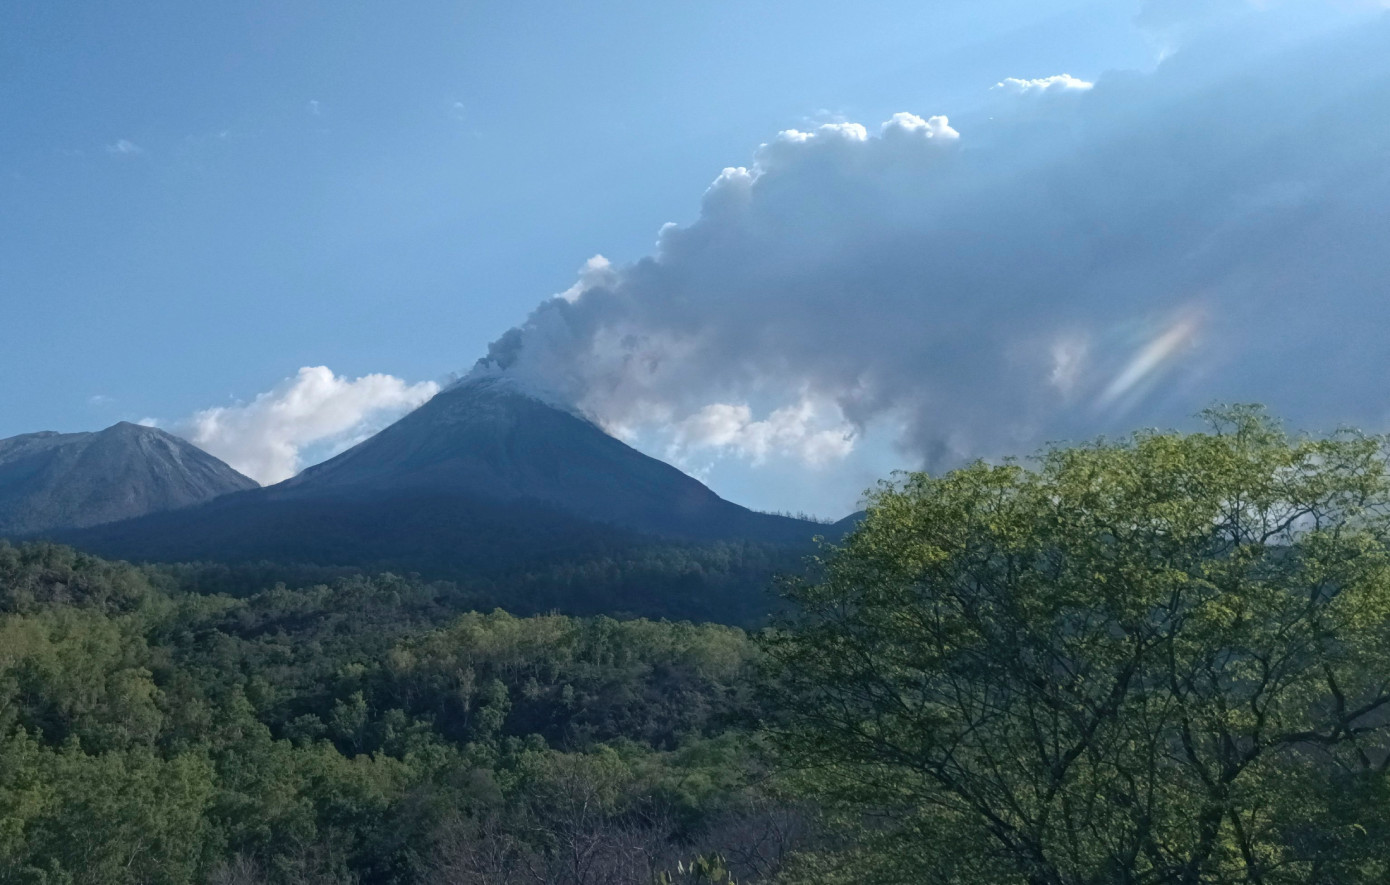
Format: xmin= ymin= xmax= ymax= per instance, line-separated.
xmin=0 ymin=543 xmax=810 ymax=884
xmin=768 ymin=408 xmax=1390 ymax=883
xmin=11 ymin=407 xmax=1390 ymax=883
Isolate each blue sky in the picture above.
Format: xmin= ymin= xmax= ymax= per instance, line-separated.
xmin=4 ymin=1 xmax=1388 ymax=516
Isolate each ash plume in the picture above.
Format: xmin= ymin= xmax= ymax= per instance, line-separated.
xmin=472 ymin=4 xmax=1390 ymax=475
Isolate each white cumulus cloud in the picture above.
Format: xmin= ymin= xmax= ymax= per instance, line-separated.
xmin=882 ymin=112 xmax=961 ymax=139
xmin=669 ymin=398 xmax=856 ymax=467
xmin=176 ymin=366 xmax=439 ymax=484
xmin=993 ymin=74 xmax=1095 ymax=94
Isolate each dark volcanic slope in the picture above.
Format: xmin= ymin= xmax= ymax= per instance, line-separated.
xmin=61 ymin=379 xmax=826 ymax=572
xmin=275 ymin=375 xmax=819 ymax=543
xmin=0 ymin=422 xmax=258 ymax=536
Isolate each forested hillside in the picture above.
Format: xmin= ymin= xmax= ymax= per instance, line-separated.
xmin=56 ymin=495 xmax=818 ymax=625
xmin=0 ymin=542 xmax=810 ymax=884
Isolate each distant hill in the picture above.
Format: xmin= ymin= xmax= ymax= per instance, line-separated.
xmin=0 ymin=422 xmax=257 ymax=537
xmin=829 ymin=510 xmax=866 ymax=539
xmin=54 ymin=380 xmax=829 ymax=619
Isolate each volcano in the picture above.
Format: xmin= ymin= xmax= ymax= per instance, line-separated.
xmin=55 ymin=378 xmax=827 ymax=595
xmin=275 ymin=375 xmax=816 ymax=542
xmin=0 ymin=422 xmax=257 ymax=537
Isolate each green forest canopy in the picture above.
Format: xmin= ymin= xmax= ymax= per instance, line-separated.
xmin=768 ymin=407 xmax=1390 ymax=883
xmin=5 ymin=407 xmax=1390 ymax=883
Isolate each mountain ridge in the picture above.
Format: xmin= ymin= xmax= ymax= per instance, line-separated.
xmin=0 ymin=422 xmax=258 ymax=536
xmin=52 ymin=379 xmax=827 ymax=591
xmin=36 ymin=380 xmax=843 ymax=621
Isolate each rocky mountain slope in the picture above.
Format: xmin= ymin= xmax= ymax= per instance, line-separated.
xmin=0 ymin=422 xmax=258 ymax=536
xmin=274 ymin=375 xmax=819 ymax=543
xmin=55 ymin=380 xmax=827 ymax=589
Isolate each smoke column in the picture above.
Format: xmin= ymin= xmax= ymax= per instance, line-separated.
xmin=471 ymin=5 xmax=1390 ymax=494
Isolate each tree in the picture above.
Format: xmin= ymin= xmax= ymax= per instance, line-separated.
xmin=766 ymin=407 xmax=1390 ymax=884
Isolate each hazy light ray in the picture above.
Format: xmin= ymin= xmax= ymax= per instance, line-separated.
xmin=1098 ymin=314 xmax=1202 ymax=408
